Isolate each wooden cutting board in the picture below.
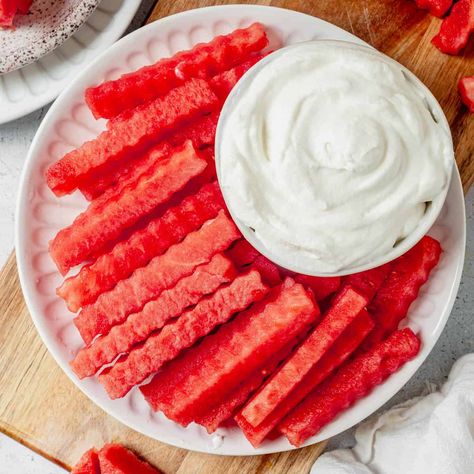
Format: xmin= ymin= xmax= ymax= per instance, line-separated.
xmin=0 ymin=1 xmax=472 ymax=473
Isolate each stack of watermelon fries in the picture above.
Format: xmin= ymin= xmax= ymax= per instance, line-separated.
xmin=46 ymin=24 xmax=442 ymax=448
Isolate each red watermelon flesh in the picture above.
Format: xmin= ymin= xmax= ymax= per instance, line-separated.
xmin=57 ymin=181 xmax=224 ymax=311
xmin=74 ymin=211 xmax=240 ymax=344
xmin=99 ymin=269 xmax=269 ymax=398
xmin=70 ymin=254 xmax=234 ymax=379
xmin=98 ymin=444 xmax=160 ymax=474
xmin=140 ymin=278 xmax=318 ymax=426
xmin=342 ymin=262 xmax=393 ymax=301
xmin=71 ymin=448 xmax=100 ymax=474
xmin=46 ymin=79 xmax=218 ymax=196
xmin=293 ymin=274 xmax=341 ymax=302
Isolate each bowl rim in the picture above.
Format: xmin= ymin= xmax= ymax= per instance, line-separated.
xmin=215 ymin=39 xmax=455 ymax=277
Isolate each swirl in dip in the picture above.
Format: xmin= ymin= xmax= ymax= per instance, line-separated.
xmin=218 ymin=42 xmax=453 ymax=274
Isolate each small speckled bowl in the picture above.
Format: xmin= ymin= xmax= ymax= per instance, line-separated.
xmin=0 ymin=0 xmax=100 ymax=74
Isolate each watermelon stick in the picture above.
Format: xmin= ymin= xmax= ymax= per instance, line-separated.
xmin=98 ymin=444 xmax=161 ymax=474
xmin=74 ymin=211 xmax=240 ymax=344
xmin=58 ymin=182 xmax=224 ymax=312
xmin=70 ymin=254 xmax=235 ymax=379
xmin=85 ymin=23 xmax=268 ymax=120
xmin=140 ymin=278 xmax=319 ymax=426
xmin=235 ymin=310 xmax=374 ymax=447
xmin=99 ymin=270 xmax=269 ymax=399
xmin=239 ymin=286 xmax=368 ymax=428
xmin=362 ymin=236 xmax=441 ymax=349
xmin=280 ymin=328 xmax=421 ymax=447
xmin=46 ymin=79 xmax=218 ymax=196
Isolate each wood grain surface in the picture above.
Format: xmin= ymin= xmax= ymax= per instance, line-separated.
xmin=0 ymin=1 xmax=472 ymax=473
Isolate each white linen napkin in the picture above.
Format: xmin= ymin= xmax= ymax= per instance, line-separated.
xmin=311 ymin=354 xmax=474 ymax=474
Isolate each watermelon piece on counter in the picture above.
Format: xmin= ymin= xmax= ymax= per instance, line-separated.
xmin=239 ymin=286 xmax=368 ymax=428
xmin=210 ymin=53 xmax=265 ymax=100
xmin=251 ymin=255 xmax=282 ymax=286
xmin=280 ymin=328 xmax=421 ymax=447
xmin=98 ymin=444 xmax=161 ymax=474
xmin=70 ymin=254 xmax=234 ymax=379
xmin=235 ymin=310 xmax=374 ymax=447
xmin=362 ymin=236 xmax=441 ymax=349
xmin=0 ymin=0 xmax=16 ymax=26
xmin=140 ymin=278 xmax=318 ymax=426
xmin=99 ymin=270 xmax=269 ymax=398
xmin=57 ymin=182 xmax=224 ymax=312
xmin=432 ymin=0 xmax=474 ymax=54
xmin=226 ymin=239 xmax=260 ymax=268
xmin=74 ymin=211 xmax=240 ymax=344
xmin=46 ymin=79 xmax=218 ymax=196
xmin=85 ymin=23 xmax=268 ymax=119
xmin=49 ymin=142 xmax=207 ymax=275
xmin=293 ymin=274 xmax=341 ymax=302
xmin=342 ymin=262 xmax=392 ymax=301
xmin=72 ymin=448 xmax=100 ymax=474
xmin=459 ymin=75 xmax=474 ymax=112
xmin=196 ymin=339 xmax=301 ymax=433
xmin=80 ymin=112 xmax=219 ymax=201
xmin=415 ymin=0 xmax=453 ymax=17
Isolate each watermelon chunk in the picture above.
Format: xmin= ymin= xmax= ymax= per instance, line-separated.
xmin=46 ymin=79 xmax=218 ymax=196
xmin=210 ymin=53 xmax=265 ymax=100
xmin=280 ymin=328 xmax=420 ymax=447
xmin=99 ymin=269 xmax=268 ymax=398
xmin=85 ymin=23 xmax=268 ymax=119
xmin=58 ymin=182 xmax=224 ymax=311
xmin=432 ymin=0 xmax=474 ymax=54
xmin=415 ymin=0 xmax=453 ymax=17
xmin=196 ymin=340 xmax=300 ymax=434
xmin=293 ymin=275 xmax=341 ymax=302
xmin=74 ymin=211 xmax=240 ymax=344
xmin=140 ymin=278 xmax=318 ymax=426
xmin=70 ymin=254 xmax=234 ymax=379
xmin=16 ymin=0 xmax=31 ymax=14
xmin=459 ymin=75 xmax=474 ymax=112
xmin=341 ymin=262 xmax=392 ymax=301
xmin=72 ymin=448 xmax=100 ymax=474
xmin=239 ymin=286 xmax=368 ymax=428
xmin=0 ymin=0 xmax=16 ymax=27
xmin=235 ymin=310 xmax=374 ymax=447
xmin=80 ymin=112 xmax=219 ymax=201
xmin=363 ymin=236 xmax=441 ymax=349
xmin=98 ymin=444 xmax=160 ymax=474
xmin=226 ymin=239 xmax=260 ymax=268
xmin=49 ymin=141 xmax=207 ymax=275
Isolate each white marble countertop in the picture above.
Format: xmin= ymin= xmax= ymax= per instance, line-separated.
xmin=0 ymin=1 xmax=473 ymax=471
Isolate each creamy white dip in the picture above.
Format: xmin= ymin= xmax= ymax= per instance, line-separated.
xmin=218 ymin=42 xmax=452 ymax=273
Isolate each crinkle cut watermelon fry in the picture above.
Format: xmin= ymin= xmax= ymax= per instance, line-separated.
xmin=46 ymin=79 xmax=218 ymax=196
xmin=49 ymin=141 xmax=207 ymax=275
xmin=432 ymin=0 xmax=474 ymax=55
xmin=70 ymin=254 xmax=235 ymax=379
xmin=293 ymin=274 xmax=341 ymax=302
xmin=57 ymin=181 xmax=225 ymax=312
xmin=74 ymin=211 xmax=240 ymax=344
xmin=196 ymin=339 xmax=300 ymax=434
xmin=71 ymin=448 xmax=100 ymax=474
xmin=85 ymin=23 xmax=268 ymax=120
xmin=415 ymin=0 xmax=453 ymax=17
xmin=362 ymin=236 xmax=441 ymax=350
xmin=280 ymin=328 xmax=421 ymax=447
xmin=341 ymin=262 xmax=393 ymax=301
xmin=99 ymin=270 xmax=269 ymax=399
xmin=459 ymin=75 xmax=474 ymax=112
xmin=98 ymin=443 xmax=161 ymax=474
xmin=79 ymin=112 xmax=219 ymax=201
xmin=235 ymin=310 xmax=374 ymax=447
xmin=0 ymin=0 xmax=17 ymax=27
xmin=140 ymin=278 xmax=318 ymax=426
xmin=239 ymin=286 xmax=368 ymax=428
xmin=226 ymin=239 xmax=260 ymax=268
xmin=251 ymin=255 xmax=282 ymax=286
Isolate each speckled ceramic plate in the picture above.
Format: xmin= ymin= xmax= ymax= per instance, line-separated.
xmin=16 ymin=5 xmax=466 ymax=455
xmin=0 ymin=0 xmax=100 ymax=74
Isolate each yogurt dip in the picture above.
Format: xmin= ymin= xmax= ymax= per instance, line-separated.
xmin=218 ymin=41 xmax=453 ymax=274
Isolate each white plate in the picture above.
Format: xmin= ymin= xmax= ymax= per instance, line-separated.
xmin=0 ymin=0 xmax=142 ymax=124
xmin=0 ymin=0 xmax=100 ymax=74
xmin=15 ymin=5 xmax=466 ymax=456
